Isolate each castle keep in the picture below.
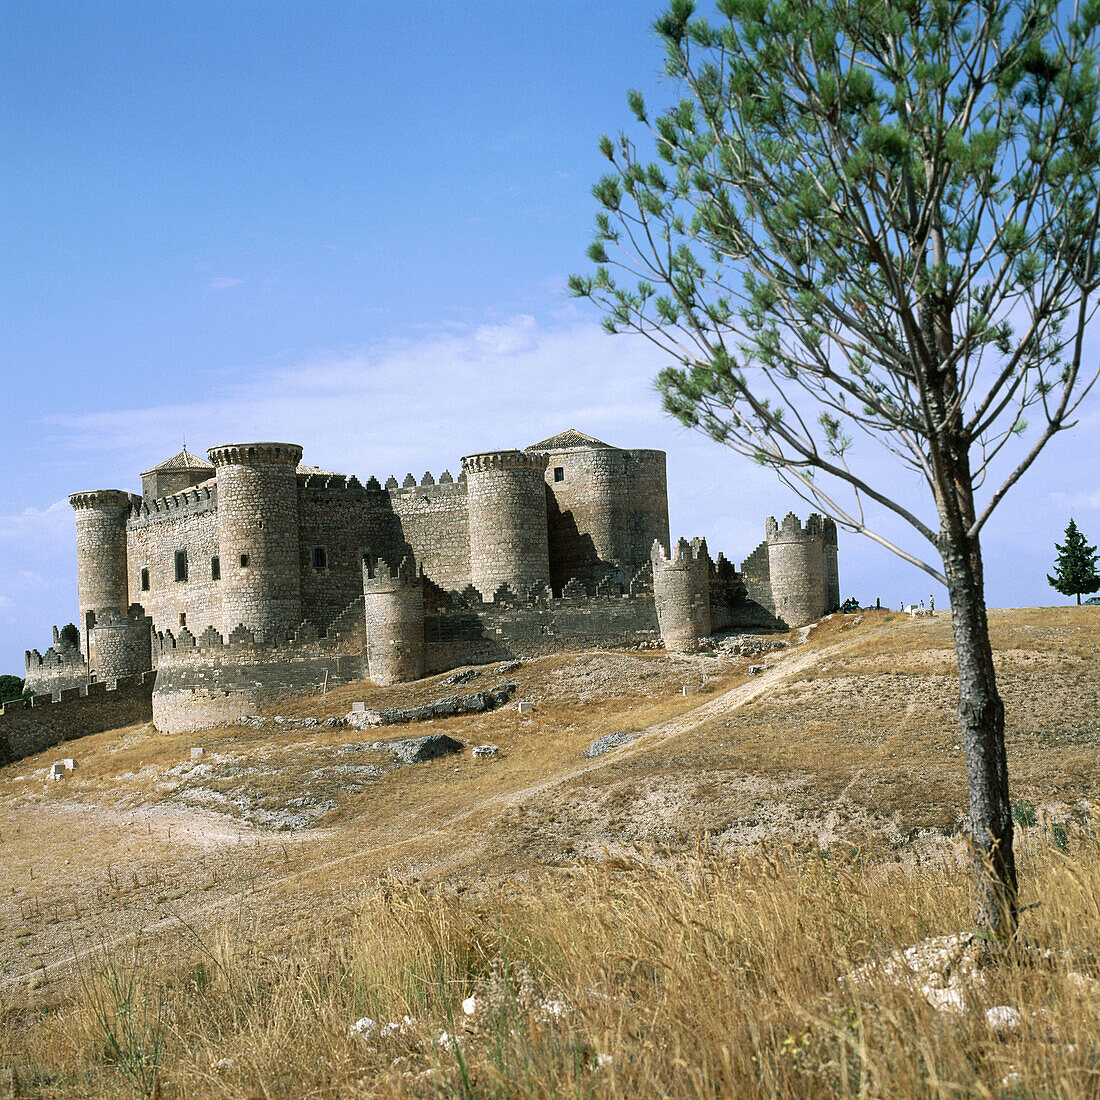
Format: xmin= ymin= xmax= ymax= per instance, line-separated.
xmin=21 ymin=430 xmax=840 ymax=733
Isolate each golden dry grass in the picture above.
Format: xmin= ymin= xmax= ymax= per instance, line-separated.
xmin=1 ymin=607 xmax=1099 ymax=1097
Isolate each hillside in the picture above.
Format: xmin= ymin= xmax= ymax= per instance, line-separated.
xmin=1 ymin=607 xmax=1098 ymax=1098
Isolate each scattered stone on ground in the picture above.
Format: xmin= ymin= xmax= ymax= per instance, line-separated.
xmin=345 ymin=684 xmax=517 ymax=729
xmin=713 ymin=634 xmax=788 ymax=658
xmin=373 ymin=734 xmax=464 ymax=765
xmin=584 ymin=732 xmax=635 ymax=758
xmin=472 ymin=745 xmax=500 ymax=758
xmin=441 ymin=668 xmax=479 ymax=686
xmin=495 ymin=660 xmax=521 ymax=672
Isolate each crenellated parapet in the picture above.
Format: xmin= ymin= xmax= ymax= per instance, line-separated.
xmin=207 ymin=442 xmax=303 ymax=469
xmin=127 ymin=482 xmax=216 ymax=527
xmin=461 ymin=450 xmax=549 ymax=475
xmin=651 ymin=537 xmax=713 ymax=651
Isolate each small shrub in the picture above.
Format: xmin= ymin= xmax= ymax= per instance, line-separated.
xmin=1014 ymin=799 xmax=1038 ymax=828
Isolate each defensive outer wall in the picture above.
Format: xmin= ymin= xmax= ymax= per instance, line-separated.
xmin=18 ymin=430 xmax=841 ymax=742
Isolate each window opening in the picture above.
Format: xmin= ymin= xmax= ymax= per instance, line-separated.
xmin=140 ymin=568 xmax=149 ymax=591
xmin=240 ymin=553 xmax=250 ymax=568
xmin=553 ymin=467 xmax=565 ymax=482
xmin=179 ymin=612 xmax=187 ymax=627
xmin=211 ymin=556 xmax=220 ymax=581
xmin=174 ymin=550 xmax=188 ymax=582
xmin=312 ymin=546 xmax=327 ymax=570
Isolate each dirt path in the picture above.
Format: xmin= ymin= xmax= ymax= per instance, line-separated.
xmin=3 ymin=635 xmax=835 ymax=993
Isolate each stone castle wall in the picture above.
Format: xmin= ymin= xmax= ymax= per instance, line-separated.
xmin=127 ymin=485 xmax=220 ymax=639
xmin=0 ymin=673 xmax=154 ymax=766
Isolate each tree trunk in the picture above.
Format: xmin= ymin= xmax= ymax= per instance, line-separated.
xmin=941 ymin=532 xmax=1017 ymax=938
xmin=1077 ymin=592 xmax=1082 ymax=605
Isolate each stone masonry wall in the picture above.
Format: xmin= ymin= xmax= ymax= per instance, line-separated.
xmin=424 ymin=595 xmax=660 ymax=672
xmin=388 ymin=477 xmax=471 ymax=591
xmin=127 ymin=486 xmax=221 ymax=639
xmin=0 ymin=674 xmax=154 ymax=766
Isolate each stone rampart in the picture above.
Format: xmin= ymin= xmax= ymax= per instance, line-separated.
xmin=766 ymin=512 xmax=831 ymax=628
xmin=652 ymin=537 xmax=713 ymax=651
xmin=363 ymin=554 xmax=426 ymax=686
xmin=150 ymin=609 xmax=368 ymax=732
xmin=0 ymin=673 xmax=155 ymax=766
xmin=424 ymin=587 xmax=661 ymax=671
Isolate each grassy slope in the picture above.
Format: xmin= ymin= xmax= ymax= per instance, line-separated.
xmin=1 ymin=607 xmax=1098 ymax=1098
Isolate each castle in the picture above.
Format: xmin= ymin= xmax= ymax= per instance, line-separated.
xmin=22 ymin=430 xmax=840 ymax=732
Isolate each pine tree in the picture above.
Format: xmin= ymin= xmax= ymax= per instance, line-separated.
xmin=573 ymin=0 xmax=1100 ymax=938
xmin=1047 ymin=520 xmax=1100 ymax=605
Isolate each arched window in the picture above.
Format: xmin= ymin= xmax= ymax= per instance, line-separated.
xmin=312 ymin=546 xmax=327 ymax=570
xmin=174 ymin=550 xmax=188 ymax=583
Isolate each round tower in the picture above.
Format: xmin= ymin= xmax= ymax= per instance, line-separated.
xmin=89 ymin=605 xmax=153 ymax=681
xmin=651 ymin=537 xmax=712 ymax=651
xmin=70 ymin=490 xmax=134 ymax=633
xmin=362 ymin=552 xmax=425 ymax=685
xmin=207 ymin=442 xmax=303 ymax=639
xmin=766 ymin=513 xmax=828 ymax=628
xmin=461 ymin=450 xmax=550 ymax=599
xmin=529 ymin=431 xmax=669 ymax=594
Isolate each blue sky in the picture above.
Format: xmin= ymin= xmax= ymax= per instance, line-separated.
xmin=2 ymin=1 xmax=1098 ymax=675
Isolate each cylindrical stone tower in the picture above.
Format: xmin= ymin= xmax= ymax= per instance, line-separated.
xmin=651 ymin=537 xmax=712 ymax=652
xmin=462 ymin=449 xmax=550 ymax=599
xmin=70 ymin=489 xmax=134 ymax=633
xmin=208 ymin=442 xmax=303 ymax=639
xmin=533 ymin=434 xmax=669 ymax=594
xmin=90 ymin=606 xmax=153 ymax=681
xmin=767 ymin=513 xmax=827 ymax=628
xmin=362 ymin=553 xmax=425 ymax=685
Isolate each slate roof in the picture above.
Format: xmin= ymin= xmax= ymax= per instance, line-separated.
xmin=141 ymin=448 xmax=215 ymax=476
xmin=526 ymin=429 xmax=614 ymax=451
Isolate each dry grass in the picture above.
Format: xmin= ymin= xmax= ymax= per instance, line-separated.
xmin=1 ymin=608 xmax=1099 ymax=1096
xmin=4 ymin=829 xmax=1100 ymax=1098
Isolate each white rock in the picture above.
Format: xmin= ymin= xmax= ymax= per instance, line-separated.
xmin=349 ymin=1016 xmax=377 ymax=1039
xmin=437 ymin=1030 xmax=454 ymax=1051
xmin=1067 ymin=971 xmax=1099 ymax=994
xmin=62 ymin=758 xmax=77 ymax=771
xmin=462 ymin=995 xmax=478 ymax=1015
xmin=923 ymin=985 xmax=967 ymax=1015
xmin=596 ymin=1053 xmax=613 ymax=1068
xmin=540 ymin=999 xmax=569 ymax=1019
xmin=213 ymin=1057 xmax=236 ymax=1072
xmin=986 ymin=1005 xmax=1023 ymax=1033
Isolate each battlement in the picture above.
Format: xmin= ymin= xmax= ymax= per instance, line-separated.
xmin=766 ymin=511 xmax=836 ymax=544
xmin=651 ymin=536 xmax=711 ymax=568
xmin=362 ymin=552 xmax=421 ymax=589
xmin=385 ymin=470 xmax=467 ymax=501
xmin=154 ymin=614 xmax=362 ymax=666
xmin=128 ymin=481 xmax=216 ymax=525
xmin=207 ymin=442 xmax=304 ymax=468
xmin=70 ymin=489 xmax=139 ymax=512
xmin=461 ymin=450 xmax=550 ymax=474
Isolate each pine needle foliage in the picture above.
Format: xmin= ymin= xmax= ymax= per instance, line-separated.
xmin=571 ymin=0 xmax=1100 ymax=938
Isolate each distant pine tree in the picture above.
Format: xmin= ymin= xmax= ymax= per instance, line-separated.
xmin=1047 ymin=519 xmax=1100 ymax=605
